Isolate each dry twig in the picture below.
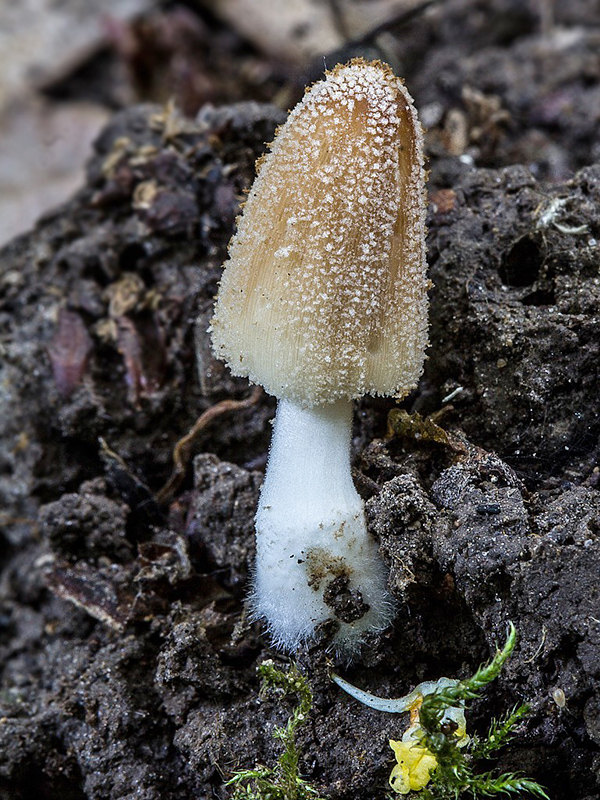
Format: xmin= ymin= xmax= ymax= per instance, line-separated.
xmin=156 ymin=386 xmax=262 ymax=504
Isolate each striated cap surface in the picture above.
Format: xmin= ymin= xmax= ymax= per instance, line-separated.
xmin=210 ymin=59 xmax=428 ymax=406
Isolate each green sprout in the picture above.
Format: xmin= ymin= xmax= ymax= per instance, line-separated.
xmin=227 ymin=660 xmax=326 ymax=800
xmin=334 ymin=623 xmax=549 ymax=799
xmin=417 ymin=623 xmax=549 ymax=799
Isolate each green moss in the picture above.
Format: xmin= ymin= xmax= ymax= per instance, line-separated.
xmin=417 ymin=623 xmax=549 ymax=799
xmin=227 ymin=661 xmax=326 ymax=800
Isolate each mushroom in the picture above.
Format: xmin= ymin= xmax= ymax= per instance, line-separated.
xmin=210 ymin=59 xmax=428 ymax=655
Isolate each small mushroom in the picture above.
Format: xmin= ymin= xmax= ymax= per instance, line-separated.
xmin=210 ymin=59 xmax=428 ymax=655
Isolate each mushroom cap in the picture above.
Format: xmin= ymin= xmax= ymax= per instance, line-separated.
xmin=210 ymin=59 xmax=428 ymax=406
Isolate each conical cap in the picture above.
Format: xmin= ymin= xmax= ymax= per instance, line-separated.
xmin=211 ymin=59 xmax=428 ymax=406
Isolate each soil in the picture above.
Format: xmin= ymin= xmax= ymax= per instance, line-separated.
xmin=1 ymin=1 xmax=600 ymax=798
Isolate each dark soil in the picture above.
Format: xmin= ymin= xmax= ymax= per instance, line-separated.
xmin=1 ymin=1 xmax=600 ymax=798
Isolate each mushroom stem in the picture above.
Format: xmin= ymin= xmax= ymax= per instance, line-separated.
xmin=252 ymin=398 xmax=394 ymax=654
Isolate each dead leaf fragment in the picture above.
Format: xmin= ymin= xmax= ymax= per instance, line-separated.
xmin=46 ymin=562 xmax=137 ymax=632
xmin=47 ymin=307 xmax=94 ymax=397
xmin=387 ymin=409 xmax=466 ymax=453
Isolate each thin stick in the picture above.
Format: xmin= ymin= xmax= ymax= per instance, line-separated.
xmin=156 ymin=386 xmax=262 ymax=504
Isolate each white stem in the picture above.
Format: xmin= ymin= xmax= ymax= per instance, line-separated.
xmin=252 ymin=398 xmax=394 ymax=655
